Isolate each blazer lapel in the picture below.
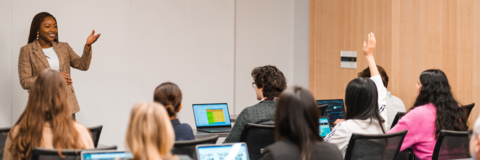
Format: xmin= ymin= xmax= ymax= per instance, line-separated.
xmin=52 ymin=42 xmax=64 ymax=72
xmin=32 ymin=40 xmax=50 ymax=68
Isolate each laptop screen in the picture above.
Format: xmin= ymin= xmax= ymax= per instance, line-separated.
xmin=319 ymin=117 xmax=331 ymax=137
xmin=82 ymin=151 xmax=133 ymax=160
xmin=197 ymin=143 xmax=249 ymax=160
xmin=317 ymin=99 xmax=345 ymax=128
xmin=193 ymin=103 xmax=231 ymax=127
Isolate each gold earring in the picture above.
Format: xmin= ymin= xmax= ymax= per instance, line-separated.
xmin=37 ymin=32 xmax=39 ymax=39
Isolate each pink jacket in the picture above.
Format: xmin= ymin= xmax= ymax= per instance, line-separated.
xmin=388 ymin=103 xmax=437 ymax=160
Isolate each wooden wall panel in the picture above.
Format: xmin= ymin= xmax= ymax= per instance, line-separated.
xmin=310 ymin=0 xmax=480 ymax=125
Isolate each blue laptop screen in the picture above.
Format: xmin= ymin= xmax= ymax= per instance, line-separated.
xmin=193 ymin=103 xmax=231 ymax=127
xmin=83 ymin=151 xmax=132 ymax=160
xmin=197 ymin=143 xmax=248 ymax=160
xmin=317 ymin=99 xmax=345 ymax=127
xmin=319 ymin=117 xmax=331 ymax=137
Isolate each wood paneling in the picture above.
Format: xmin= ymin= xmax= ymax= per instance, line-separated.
xmin=310 ymin=0 xmax=480 ymax=125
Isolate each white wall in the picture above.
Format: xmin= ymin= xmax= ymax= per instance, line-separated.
xmin=0 ymin=0 xmax=310 ymax=149
xmin=0 ymin=0 xmax=12 ymax=128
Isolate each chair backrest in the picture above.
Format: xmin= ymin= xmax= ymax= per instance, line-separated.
xmin=172 ymin=135 xmax=218 ymax=160
xmin=391 ymin=112 xmax=406 ymax=128
xmin=87 ymin=125 xmax=103 ymax=148
xmin=345 ymin=130 xmax=408 ymax=160
xmin=462 ymin=103 xmax=475 ymax=119
xmin=432 ymin=130 xmax=470 ymax=160
xmin=31 ymin=145 xmax=117 ymax=160
xmin=0 ymin=127 xmax=11 ymax=160
xmin=318 ymin=104 xmax=328 ymax=116
xmin=240 ymin=123 xmax=275 ymax=160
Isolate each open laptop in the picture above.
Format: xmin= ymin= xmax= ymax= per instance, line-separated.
xmin=319 ymin=116 xmax=331 ymax=137
xmin=193 ymin=103 xmax=232 ymax=133
xmin=196 ymin=143 xmax=249 ymax=160
xmin=316 ymin=99 xmax=345 ymax=128
xmin=81 ymin=150 xmax=132 ymax=160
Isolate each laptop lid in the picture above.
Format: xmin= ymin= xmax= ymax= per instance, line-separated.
xmin=193 ymin=103 xmax=232 ymax=128
xmin=196 ymin=143 xmax=249 ymax=160
xmin=81 ymin=150 xmax=133 ymax=160
xmin=319 ymin=116 xmax=331 ymax=137
xmin=316 ymin=99 xmax=345 ymax=128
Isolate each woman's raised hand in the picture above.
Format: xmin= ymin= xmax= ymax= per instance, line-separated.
xmin=363 ymin=32 xmax=376 ymax=57
xmin=86 ymin=30 xmax=101 ymax=46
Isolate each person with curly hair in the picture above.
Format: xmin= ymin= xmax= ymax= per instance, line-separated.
xmin=224 ymin=65 xmax=287 ymax=143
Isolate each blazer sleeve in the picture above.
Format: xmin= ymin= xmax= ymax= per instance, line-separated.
xmin=18 ymin=47 xmax=36 ymax=89
xmin=67 ymin=43 xmax=92 ymax=71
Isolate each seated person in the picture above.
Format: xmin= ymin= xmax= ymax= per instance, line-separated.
xmin=357 ymin=65 xmax=406 ymax=128
xmin=260 ymin=86 xmax=343 ymax=160
xmin=3 ymin=69 xmax=94 ymax=160
xmin=154 ymin=82 xmax=194 ymax=141
xmin=470 ymin=117 xmax=480 ymax=159
xmin=224 ymin=65 xmax=287 ymax=143
xmin=388 ymin=69 xmax=468 ymax=160
xmin=126 ymin=102 xmax=192 ymax=160
xmin=325 ymin=32 xmax=388 ymax=156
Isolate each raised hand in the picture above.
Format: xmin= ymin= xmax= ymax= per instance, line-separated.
xmin=363 ymin=32 xmax=376 ymax=57
xmin=86 ymin=30 xmax=101 ymax=46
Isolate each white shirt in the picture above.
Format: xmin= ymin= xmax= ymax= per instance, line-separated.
xmin=42 ymin=47 xmax=60 ymax=71
xmin=385 ymin=91 xmax=406 ymax=127
xmin=324 ymin=75 xmax=388 ymax=157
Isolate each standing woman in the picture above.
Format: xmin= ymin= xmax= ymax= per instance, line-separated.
xmin=19 ymin=12 xmax=101 ymax=118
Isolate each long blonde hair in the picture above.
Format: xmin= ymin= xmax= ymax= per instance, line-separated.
xmin=126 ymin=102 xmax=176 ymax=160
xmin=9 ymin=69 xmax=85 ymax=160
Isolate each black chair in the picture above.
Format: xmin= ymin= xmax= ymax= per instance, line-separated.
xmin=172 ymin=135 xmax=218 ymax=160
xmin=87 ymin=125 xmax=103 ymax=148
xmin=462 ymin=103 xmax=475 ymax=119
xmin=318 ymin=104 xmax=328 ymax=116
xmin=31 ymin=145 xmax=117 ymax=160
xmin=391 ymin=112 xmax=406 ymax=128
xmin=240 ymin=123 xmax=275 ymax=160
xmin=345 ymin=130 xmax=408 ymax=160
xmin=432 ymin=130 xmax=470 ymax=160
xmin=0 ymin=127 xmax=11 ymax=160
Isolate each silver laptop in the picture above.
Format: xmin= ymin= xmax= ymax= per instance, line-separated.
xmin=193 ymin=103 xmax=232 ymax=133
xmin=196 ymin=143 xmax=249 ymax=160
xmin=81 ymin=150 xmax=133 ymax=160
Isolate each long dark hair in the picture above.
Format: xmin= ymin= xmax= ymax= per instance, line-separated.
xmin=275 ymin=86 xmax=322 ymax=160
xmin=153 ymin=82 xmax=182 ymax=118
xmin=344 ymin=77 xmax=385 ymax=133
xmin=28 ymin=12 xmax=59 ymax=44
xmin=410 ymin=69 xmax=467 ymax=138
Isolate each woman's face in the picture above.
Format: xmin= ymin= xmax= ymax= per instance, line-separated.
xmin=38 ymin=16 xmax=57 ymax=43
xmin=416 ymin=78 xmax=422 ymax=95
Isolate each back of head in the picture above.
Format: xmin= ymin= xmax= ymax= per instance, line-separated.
xmin=345 ymin=77 xmax=385 ymax=133
xmin=412 ymin=69 xmax=467 ymax=137
xmin=275 ymin=86 xmax=321 ymax=160
xmin=126 ymin=102 xmax=175 ymax=160
xmin=153 ymin=82 xmax=182 ymax=118
xmin=357 ymin=65 xmax=389 ymax=88
xmin=10 ymin=69 xmax=83 ymax=159
xmin=252 ymin=65 xmax=287 ymax=99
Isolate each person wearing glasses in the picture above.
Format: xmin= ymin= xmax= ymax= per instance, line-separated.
xmin=470 ymin=118 xmax=480 ymax=159
xmin=224 ymin=65 xmax=287 ymax=143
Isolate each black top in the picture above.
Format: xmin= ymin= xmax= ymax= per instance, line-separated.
xmin=171 ymin=119 xmax=195 ymax=141
xmin=260 ymin=140 xmax=343 ymax=160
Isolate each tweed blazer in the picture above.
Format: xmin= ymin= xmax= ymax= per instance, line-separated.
xmin=18 ymin=39 xmax=92 ymax=113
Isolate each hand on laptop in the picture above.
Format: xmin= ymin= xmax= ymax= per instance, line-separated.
xmin=334 ymin=119 xmax=345 ymax=125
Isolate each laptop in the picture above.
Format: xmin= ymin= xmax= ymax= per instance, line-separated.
xmin=196 ymin=143 xmax=249 ymax=160
xmin=391 ymin=112 xmax=406 ymax=128
xmin=319 ymin=116 xmax=331 ymax=137
xmin=81 ymin=150 xmax=133 ymax=160
xmin=193 ymin=103 xmax=232 ymax=133
xmin=316 ymin=99 xmax=345 ymax=128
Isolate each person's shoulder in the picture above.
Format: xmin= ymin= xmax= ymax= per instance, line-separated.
xmin=316 ymin=141 xmax=341 ymax=151
xmin=314 ymin=142 xmax=343 ymax=159
xmin=73 ymin=122 xmax=90 ymax=135
xmin=178 ymin=123 xmax=193 ymax=131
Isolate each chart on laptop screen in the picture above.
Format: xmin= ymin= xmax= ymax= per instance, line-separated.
xmin=193 ymin=103 xmax=231 ymax=127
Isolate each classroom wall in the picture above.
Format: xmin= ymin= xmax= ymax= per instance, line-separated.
xmin=310 ymin=0 xmax=480 ymax=125
xmin=0 ymin=0 xmax=310 ymax=149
